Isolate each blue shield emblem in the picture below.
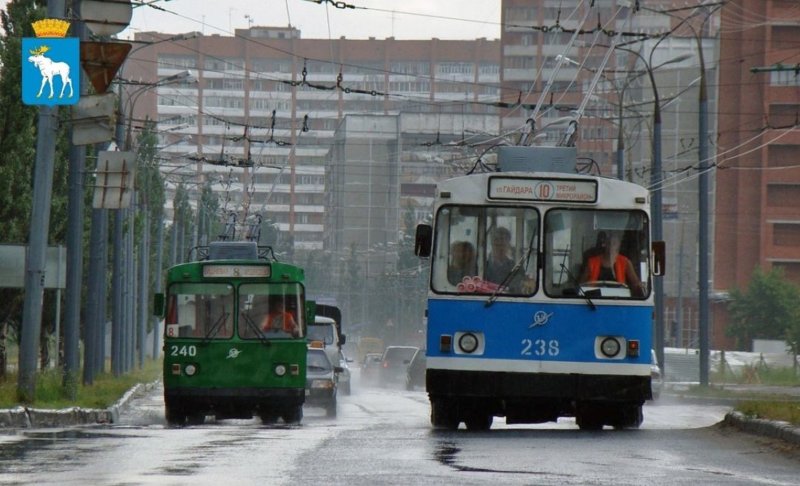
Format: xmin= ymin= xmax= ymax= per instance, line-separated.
xmin=22 ymin=37 xmax=80 ymax=106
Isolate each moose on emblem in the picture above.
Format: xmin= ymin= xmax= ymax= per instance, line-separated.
xmin=27 ymin=44 xmax=74 ymax=99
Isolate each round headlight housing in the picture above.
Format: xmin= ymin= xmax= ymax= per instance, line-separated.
xmin=458 ymin=332 xmax=479 ymax=354
xmin=184 ymin=364 xmax=197 ymax=376
xmin=274 ymin=364 xmax=287 ymax=376
xmin=600 ymin=337 xmax=621 ymax=358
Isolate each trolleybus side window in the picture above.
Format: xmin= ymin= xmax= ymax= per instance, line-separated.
xmin=238 ymin=283 xmax=305 ymax=339
xmin=431 ymin=205 xmax=538 ymax=296
xmin=165 ymin=283 xmax=234 ymax=338
xmin=543 ymin=209 xmax=649 ymax=299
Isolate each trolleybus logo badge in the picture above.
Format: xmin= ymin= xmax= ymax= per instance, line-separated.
xmin=21 ymin=19 xmax=79 ymax=105
xmin=226 ymin=348 xmax=242 ymax=359
xmin=529 ymin=311 xmax=553 ymax=328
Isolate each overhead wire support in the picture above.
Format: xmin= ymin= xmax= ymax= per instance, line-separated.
xmin=559 ymin=3 xmax=636 ymax=147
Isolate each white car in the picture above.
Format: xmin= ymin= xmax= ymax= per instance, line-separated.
xmin=650 ymin=349 xmax=663 ymax=400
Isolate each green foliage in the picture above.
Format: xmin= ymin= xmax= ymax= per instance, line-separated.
xmin=726 ymin=267 xmax=800 ymax=351
xmin=0 ymin=359 xmax=161 ymax=408
xmin=736 ymin=400 xmax=800 ymax=426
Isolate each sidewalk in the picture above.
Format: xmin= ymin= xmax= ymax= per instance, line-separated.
xmin=665 ymin=382 xmax=800 ymax=447
xmin=0 ymin=381 xmax=157 ymax=428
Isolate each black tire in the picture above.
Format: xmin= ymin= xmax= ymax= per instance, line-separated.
xmin=431 ymin=399 xmax=459 ymax=430
xmin=186 ymin=412 xmax=205 ymax=426
xmin=326 ymin=399 xmax=338 ymax=418
xmin=165 ymin=406 xmax=186 ymax=426
xmin=282 ymin=405 xmax=303 ymax=424
xmin=259 ymin=412 xmax=279 ymax=425
xmin=613 ymin=404 xmax=643 ymax=429
xmin=576 ymin=405 xmax=604 ymax=431
xmin=465 ymin=412 xmax=493 ymax=431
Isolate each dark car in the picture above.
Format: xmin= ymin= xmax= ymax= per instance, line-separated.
xmin=305 ymin=348 xmax=340 ymax=417
xmin=379 ymin=346 xmax=419 ymax=387
xmin=361 ymin=352 xmax=383 ymax=386
xmin=405 ymin=348 xmax=426 ymax=391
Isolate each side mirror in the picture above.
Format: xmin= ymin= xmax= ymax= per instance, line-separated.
xmin=153 ymin=293 xmax=165 ymax=317
xmin=305 ymin=300 xmax=317 ymax=326
xmin=334 ymin=366 xmax=344 ymax=374
xmin=339 ymin=334 xmax=346 ymax=346
xmin=415 ymin=224 xmax=432 ymax=257
xmin=651 ymin=241 xmax=666 ymax=276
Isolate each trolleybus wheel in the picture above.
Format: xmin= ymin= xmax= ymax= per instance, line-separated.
xmin=431 ymin=399 xmax=459 ymax=430
xmin=282 ymin=405 xmax=303 ymax=424
xmin=465 ymin=412 xmax=493 ymax=431
xmin=165 ymin=407 xmax=187 ymax=426
xmin=186 ymin=412 xmax=205 ymax=426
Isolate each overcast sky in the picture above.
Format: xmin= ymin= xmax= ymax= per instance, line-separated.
xmin=1 ymin=0 xmax=502 ymax=41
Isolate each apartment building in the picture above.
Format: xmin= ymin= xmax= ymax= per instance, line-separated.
xmin=123 ymin=27 xmax=500 ymax=253
xmin=713 ymin=0 xmax=800 ymax=349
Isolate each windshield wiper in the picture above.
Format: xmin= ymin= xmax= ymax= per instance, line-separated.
xmin=241 ymin=312 xmax=271 ymax=346
xmin=202 ymin=311 xmax=230 ymax=343
xmin=560 ymin=263 xmax=596 ymax=311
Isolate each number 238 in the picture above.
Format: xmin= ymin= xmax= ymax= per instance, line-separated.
xmin=521 ymin=339 xmax=559 ymax=356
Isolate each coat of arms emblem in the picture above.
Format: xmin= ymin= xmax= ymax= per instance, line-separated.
xmin=22 ymin=18 xmax=79 ymax=106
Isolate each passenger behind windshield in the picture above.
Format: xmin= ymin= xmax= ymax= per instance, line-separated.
xmin=484 ymin=227 xmax=515 ymax=285
xmin=579 ymin=231 xmax=643 ymax=296
xmin=447 ymin=241 xmax=476 ymax=285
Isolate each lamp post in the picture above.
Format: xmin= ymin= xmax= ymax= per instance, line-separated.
xmin=109 ymin=69 xmax=195 ymax=374
xmin=615 ymin=44 xmax=692 ymax=371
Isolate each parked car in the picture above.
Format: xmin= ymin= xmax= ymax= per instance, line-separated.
xmin=306 ymin=348 xmax=341 ymax=417
xmin=650 ymin=349 xmax=663 ymax=400
xmin=405 ymin=348 xmax=426 ymax=391
xmin=379 ymin=346 xmax=419 ymax=387
xmin=338 ymin=350 xmax=352 ymax=395
xmin=361 ymin=352 xmax=383 ymax=386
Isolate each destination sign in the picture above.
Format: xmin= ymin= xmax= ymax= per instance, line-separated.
xmin=202 ymin=265 xmax=271 ymax=278
xmin=488 ymin=177 xmax=597 ymax=203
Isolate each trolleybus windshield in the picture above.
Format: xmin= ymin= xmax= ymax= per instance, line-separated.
xmin=431 ymin=205 xmax=538 ymax=296
xmin=238 ymin=283 xmax=305 ymax=339
xmin=165 ymin=283 xmax=234 ymax=339
xmin=544 ymin=209 xmax=649 ymax=299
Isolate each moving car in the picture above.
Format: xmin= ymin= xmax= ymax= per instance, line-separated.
xmin=338 ymin=350 xmax=352 ymax=395
xmin=405 ymin=348 xmax=426 ymax=391
xmin=379 ymin=346 xmax=419 ymax=387
xmin=650 ymin=349 xmax=663 ymax=400
xmin=305 ymin=348 xmax=341 ymax=417
xmin=361 ymin=352 xmax=383 ymax=386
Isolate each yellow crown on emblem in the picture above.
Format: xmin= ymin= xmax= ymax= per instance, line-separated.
xmin=32 ymin=19 xmax=71 ymax=38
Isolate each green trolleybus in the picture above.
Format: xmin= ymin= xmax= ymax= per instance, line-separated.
xmin=155 ymin=241 xmax=311 ymax=426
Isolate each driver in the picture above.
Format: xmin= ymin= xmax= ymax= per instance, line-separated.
xmin=579 ymin=232 xmax=643 ymax=295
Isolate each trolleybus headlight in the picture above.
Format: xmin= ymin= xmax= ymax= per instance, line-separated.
xmin=458 ymin=332 xmax=479 ymax=354
xmin=600 ymin=337 xmax=621 ymax=358
xmin=184 ymin=364 xmax=197 ymax=376
xmin=274 ymin=364 xmax=287 ymax=376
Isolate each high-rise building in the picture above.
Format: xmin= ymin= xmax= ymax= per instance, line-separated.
xmin=123 ymin=27 xmax=500 ymax=255
xmin=713 ymin=0 xmax=800 ymax=349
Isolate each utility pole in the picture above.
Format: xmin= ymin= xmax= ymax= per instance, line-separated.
xmin=18 ymin=0 xmax=66 ymax=402
xmin=63 ymin=0 xmax=88 ymax=399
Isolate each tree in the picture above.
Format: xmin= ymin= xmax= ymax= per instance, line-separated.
xmin=726 ymin=267 xmax=800 ymax=351
xmin=0 ymin=1 xmax=72 ymax=380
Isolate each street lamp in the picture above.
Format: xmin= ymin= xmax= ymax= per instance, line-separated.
xmin=123 ymin=69 xmax=195 ymax=150
xmin=557 ymin=53 xmax=691 ymax=180
xmin=615 ymin=44 xmax=692 ymax=371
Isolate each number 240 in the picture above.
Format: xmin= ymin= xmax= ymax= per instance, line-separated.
xmin=521 ymin=339 xmax=559 ymax=357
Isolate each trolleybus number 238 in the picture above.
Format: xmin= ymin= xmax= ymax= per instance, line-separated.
xmin=520 ymin=339 xmax=559 ymax=357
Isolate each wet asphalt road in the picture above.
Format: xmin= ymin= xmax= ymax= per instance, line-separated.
xmin=1 ymin=373 xmax=799 ymax=485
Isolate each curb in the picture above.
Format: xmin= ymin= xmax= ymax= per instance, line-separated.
xmin=0 ymin=380 xmax=158 ymax=428
xmin=724 ymin=411 xmax=800 ymax=447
